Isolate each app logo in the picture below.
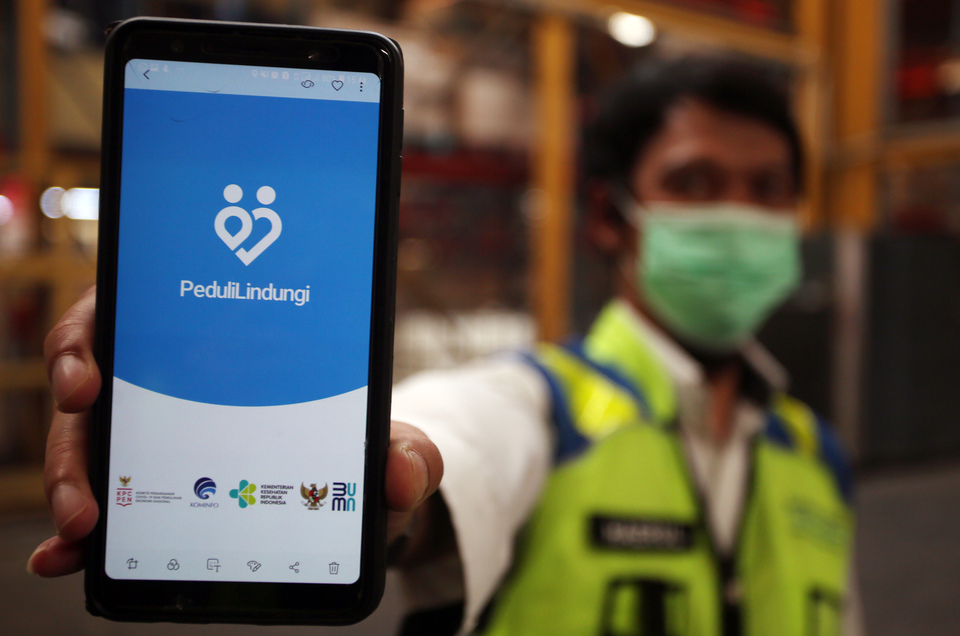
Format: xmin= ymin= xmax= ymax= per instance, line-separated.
xmin=214 ymin=184 xmax=282 ymax=265
xmin=194 ymin=477 xmax=216 ymax=500
xmin=300 ymin=482 xmax=328 ymax=510
xmin=332 ymin=482 xmax=357 ymax=512
xmin=229 ymin=480 xmax=257 ymax=508
xmin=116 ymin=475 xmax=133 ymax=507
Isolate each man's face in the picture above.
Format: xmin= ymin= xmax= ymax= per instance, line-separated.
xmin=597 ymin=98 xmax=799 ymax=264
xmin=631 ymin=98 xmax=797 ymax=210
xmin=593 ymin=98 xmax=801 ymax=321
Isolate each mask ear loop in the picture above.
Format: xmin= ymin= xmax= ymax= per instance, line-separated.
xmin=604 ymin=183 xmax=648 ymax=303
xmin=606 ymin=182 xmax=644 ymax=230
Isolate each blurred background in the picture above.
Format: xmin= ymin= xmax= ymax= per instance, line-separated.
xmin=0 ymin=0 xmax=959 ymax=634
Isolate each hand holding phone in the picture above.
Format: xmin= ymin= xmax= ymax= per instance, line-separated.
xmin=29 ymin=17 xmax=438 ymax=625
xmin=34 ymin=290 xmax=445 ymax=613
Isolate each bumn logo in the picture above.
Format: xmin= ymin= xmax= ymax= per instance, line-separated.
xmin=215 ymin=184 xmax=282 ymax=265
xmin=229 ymin=480 xmax=257 ymax=508
xmin=332 ymin=482 xmax=356 ymax=512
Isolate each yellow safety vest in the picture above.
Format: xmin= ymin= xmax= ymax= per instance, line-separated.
xmin=480 ymin=303 xmax=854 ymax=636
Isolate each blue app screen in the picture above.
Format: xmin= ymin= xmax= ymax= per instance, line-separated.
xmin=105 ymin=60 xmax=383 ymax=585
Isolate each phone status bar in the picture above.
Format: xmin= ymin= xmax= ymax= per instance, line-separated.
xmin=125 ymin=59 xmax=380 ymax=104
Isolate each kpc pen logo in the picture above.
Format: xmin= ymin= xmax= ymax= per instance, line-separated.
xmin=214 ymin=184 xmax=282 ymax=265
xmin=229 ymin=480 xmax=257 ymax=508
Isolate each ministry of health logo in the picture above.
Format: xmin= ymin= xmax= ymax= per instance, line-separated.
xmin=229 ymin=480 xmax=257 ymax=508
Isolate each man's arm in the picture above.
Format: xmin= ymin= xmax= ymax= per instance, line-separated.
xmin=391 ymin=357 xmax=554 ymax=633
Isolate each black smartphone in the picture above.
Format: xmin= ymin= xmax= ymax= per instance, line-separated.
xmin=87 ymin=17 xmax=402 ymax=624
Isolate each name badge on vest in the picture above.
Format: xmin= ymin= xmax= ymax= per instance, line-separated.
xmin=591 ymin=515 xmax=694 ymax=552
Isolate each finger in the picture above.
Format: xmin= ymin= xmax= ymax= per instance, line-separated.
xmin=44 ymin=409 xmax=99 ymax=544
xmin=44 ymin=286 xmax=101 ymax=413
xmin=384 ymin=421 xmax=443 ymax=514
xmin=27 ymin=536 xmax=85 ymax=577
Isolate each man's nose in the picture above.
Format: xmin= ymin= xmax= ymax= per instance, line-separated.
xmin=721 ymin=178 xmax=759 ymax=207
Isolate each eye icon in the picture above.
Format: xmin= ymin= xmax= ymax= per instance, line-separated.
xmin=301 ymin=79 xmax=315 ymax=88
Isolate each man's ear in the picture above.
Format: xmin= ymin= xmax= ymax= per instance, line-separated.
xmin=584 ymin=181 xmax=633 ymax=259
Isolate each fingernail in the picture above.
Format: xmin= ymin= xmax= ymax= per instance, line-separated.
xmin=404 ymin=447 xmax=429 ymax=504
xmin=51 ymin=354 xmax=90 ymax=408
xmin=52 ymin=483 xmax=88 ymax=537
xmin=26 ymin=538 xmax=53 ymax=575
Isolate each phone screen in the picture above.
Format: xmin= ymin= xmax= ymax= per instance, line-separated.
xmin=104 ymin=59 xmax=382 ymax=586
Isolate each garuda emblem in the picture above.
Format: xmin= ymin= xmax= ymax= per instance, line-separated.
xmin=301 ymin=483 xmax=328 ymax=510
xmin=119 ymin=476 xmax=131 ymax=487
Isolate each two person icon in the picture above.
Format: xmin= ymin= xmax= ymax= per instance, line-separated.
xmin=214 ymin=184 xmax=282 ymax=265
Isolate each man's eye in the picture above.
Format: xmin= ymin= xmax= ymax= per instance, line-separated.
xmin=752 ymin=173 xmax=796 ymax=206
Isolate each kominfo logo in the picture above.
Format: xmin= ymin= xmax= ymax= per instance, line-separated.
xmin=194 ymin=477 xmax=216 ymax=500
xmin=191 ymin=477 xmax=219 ymax=509
xmin=229 ymin=480 xmax=257 ymax=508
xmin=214 ymin=184 xmax=281 ymax=265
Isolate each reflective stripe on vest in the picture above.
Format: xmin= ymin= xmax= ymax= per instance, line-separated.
xmin=481 ymin=307 xmax=853 ymax=636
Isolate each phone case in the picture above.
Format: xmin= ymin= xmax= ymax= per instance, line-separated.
xmin=86 ymin=17 xmax=402 ymax=624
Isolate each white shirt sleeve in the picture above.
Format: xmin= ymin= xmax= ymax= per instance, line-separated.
xmin=844 ymin=564 xmax=865 ymax=636
xmin=390 ymin=355 xmax=554 ymax=633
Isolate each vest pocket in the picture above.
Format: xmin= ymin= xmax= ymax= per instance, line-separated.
xmin=806 ymin=587 xmax=842 ymax=636
xmin=600 ymin=577 xmax=688 ymax=636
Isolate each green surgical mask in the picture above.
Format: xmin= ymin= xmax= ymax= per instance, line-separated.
xmin=622 ymin=199 xmax=802 ymax=351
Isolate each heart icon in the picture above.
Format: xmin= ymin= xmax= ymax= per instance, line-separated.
xmin=214 ymin=185 xmax=282 ymax=266
xmin=235 ymin=208 xmax=282 ymax=266
xmin=331 ymin=80 xmax=343 ymax=91
xmin=215 ymin=206 xmax=253 ymax=250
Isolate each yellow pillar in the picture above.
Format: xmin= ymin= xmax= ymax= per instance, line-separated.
xmin=17 ymin=0 xmax=50 ymax=183
xmin=531 ymin=14 xmax=576 ymax=342
xmin=830 ymin=0 xmax=882 ymax=229
xmin=792 ymin=0 xmax=827 ymax=229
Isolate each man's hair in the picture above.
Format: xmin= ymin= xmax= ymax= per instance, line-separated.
xmin=583 ymin=55 xmax=804 ymax=189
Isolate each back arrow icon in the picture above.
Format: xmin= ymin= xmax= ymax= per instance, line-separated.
xmin=143 ymin=70 xmax=150 ymax=79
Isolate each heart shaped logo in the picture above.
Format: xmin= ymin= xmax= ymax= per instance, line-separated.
xmin=331 ymin=79 xmax=343 ymax=91
xmin=214 ymin=185 xmax=282 ymax=265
